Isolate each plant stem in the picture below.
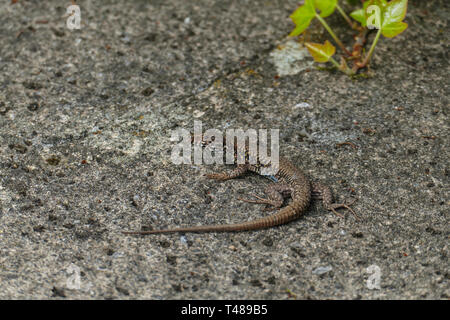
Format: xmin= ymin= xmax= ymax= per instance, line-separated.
xmin=329 ymin=56 xmax=353 ymax=76
xmin=336 ymin=4 xmax=354 ymax=29
xmin=359 ymin=27 xmax=382 ymax=67
xmin=315 ymin=13 xmax=352 ymax=56
xmin=328 ymin=56 xmax=341 ymax=69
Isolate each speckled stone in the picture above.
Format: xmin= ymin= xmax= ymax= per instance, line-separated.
xmin=0 ymin=0 xmax=448 ymax=299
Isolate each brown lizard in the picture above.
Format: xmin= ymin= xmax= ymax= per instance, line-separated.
xmin=123 ymin=135 xmax=357 ymax=235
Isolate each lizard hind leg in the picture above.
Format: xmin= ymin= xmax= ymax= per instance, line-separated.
xmin=311 ymin=182 xmax=360 ymax=220
xmin=238 ymin=183 xmax=291 ymax=210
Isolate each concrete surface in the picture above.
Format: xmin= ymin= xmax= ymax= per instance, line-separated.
xmin=0 ymin=0 xmax=448 ymax=299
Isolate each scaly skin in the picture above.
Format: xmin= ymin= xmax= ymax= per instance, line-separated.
xmin=123 ymin=136 xmax=357 ymax=235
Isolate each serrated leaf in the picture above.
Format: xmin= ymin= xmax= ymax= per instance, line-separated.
xmin=382 ymin=0 xmax=408 ymax=27
xmin=314 ymin=0 xmax=337 ymax=18
xmin=350 ymin=8 xmax=366 ymax=26
xmin=305 ymin=40 xmax=336 ymax=62
xmin=381 ymin=21 xmax=408 ymax=37
xmin=289 ymin=0 xmax=315 ymax=36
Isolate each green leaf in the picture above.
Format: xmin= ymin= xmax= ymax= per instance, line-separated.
xmin=364 ymin=0 xmax=387 ymax=11
xmin=350 ymin=0 xmax=387 ymax=28
xmin=314 ymin=0 xmax=337 ymax=18
xmin=364 ymin=0 xmax=387 ymax=16
xmin=381 ymin=21 xmax=408 ymax=37
xmin=382 ymin=0 xmax=408 ymax=27
xmin=361 ymin=0 xmax=408 ymax=37
xmin=350 ymin=8 xmax=366 ymax=26
xmin=289 ymin=0 xmax=315 ymax=36
xmin=346 ymin=0 xmax=359 ymax=5
xmin=367 ymin=0 xmax=388 ymax=8
xmin=305 ymin=40 xmax=336 ymax=62
xmin=289 ymin=17 xmax=314 ymax=37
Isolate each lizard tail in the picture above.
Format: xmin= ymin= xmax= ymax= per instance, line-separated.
xmin=122 ymin=197 xmax=310 ymax=235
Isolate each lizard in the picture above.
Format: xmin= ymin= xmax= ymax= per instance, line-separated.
xmin=122 ymin=134 xmax=358 ymax=235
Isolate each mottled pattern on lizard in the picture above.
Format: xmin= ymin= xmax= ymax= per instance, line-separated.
xmin=123 ymin=135 xmax=357 ymax=235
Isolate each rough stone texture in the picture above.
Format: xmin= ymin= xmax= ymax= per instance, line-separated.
xmin=0 ymin=0 xmax=448 ymax=299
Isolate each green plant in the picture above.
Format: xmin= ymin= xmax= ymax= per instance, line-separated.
xmin=289 ymin=0 xmax=408 ymax=76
